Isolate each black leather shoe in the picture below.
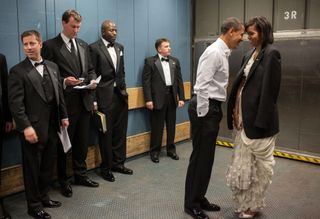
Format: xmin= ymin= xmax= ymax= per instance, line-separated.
xmin=28 ymin=209 xmax=51 ymax=219
xmin=111 ymin=166 xmax=133 ymax=175
xmin=74 ymin=177 xmax=99 ymax=187
xmin=0 ymin=212 xmax=11 ymax=219
xmin=184 ymin=207 xmax=209 ymax=219
xmin=42 ymin=200 xmax=62 ymax=208
xmin=150 ymin=154 xmax=159 ymax=163
xmin=0 ymin=200 xmax=11 ymax=219
xmin=200 ymin=202 xmax=220 ymax=211
xmin=167 ymin=152 xmax=179 ymax=160
xmin=60 ymin=182 xmax=72 ymax=197
xmin=101 ymin=170 xmax=115 ymax=182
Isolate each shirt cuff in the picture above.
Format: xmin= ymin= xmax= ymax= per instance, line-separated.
xmin=197 ymin=105 xmax=209 ymax=117
xmin=63 ymin=78 xmax=67 ymax=89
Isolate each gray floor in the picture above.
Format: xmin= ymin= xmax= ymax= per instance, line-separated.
xmin=5 ymin=141 xmax=320 ymax=219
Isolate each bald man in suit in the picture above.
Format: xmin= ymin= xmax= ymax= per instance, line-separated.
xmin=89 ymin=20 xmax=133 ymax=182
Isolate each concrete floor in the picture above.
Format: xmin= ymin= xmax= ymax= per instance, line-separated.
xmin=4 ymin=140 xmax=320 ymax=219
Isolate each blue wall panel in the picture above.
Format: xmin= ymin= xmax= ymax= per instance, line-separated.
xmin=54 ymin=0 xmax=76 ymax=36
xmin=97 ymin=0 xmax=118 ymax=24
xmin=176 ymin=0 xmax=191 ymax=82
xmin=133 ymin=0 xmax=149 ymax=87
xmin=117 ymin=0 xmax=135 ymax=87
xmin=0 ymin=0 xmax=191 ymax=167
xmin=45 ymin=0 xmax=56 ymax=40
xmin=0 ymin=0 xmax=20 ymax=68
xmin=17 ymin=0 xmax=47 ymax=59
xmin=77 ymin=0 xmax=99 ymax=43
xmin=148 ymin=0 xmax=178 ymax=56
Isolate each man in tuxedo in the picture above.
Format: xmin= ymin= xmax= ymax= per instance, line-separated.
xmin=0 ymin=54 xmax=13 ymax=219
xmin=142 ymin=38 xmax=185 ymax=163
xmin=8 ymin=30 xmax=69 ymax=219
xmin=42 ymin=9 xmax=99 ymax=197
xmin=89 ymin=20 xmax=133 ymax=182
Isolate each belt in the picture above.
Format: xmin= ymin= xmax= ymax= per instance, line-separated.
xmin=192 ymin=95 xmax=221 ymax=105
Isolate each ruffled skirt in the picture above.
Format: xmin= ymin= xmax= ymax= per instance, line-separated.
xmin=226 ymin=130 xmax=276 ymax=212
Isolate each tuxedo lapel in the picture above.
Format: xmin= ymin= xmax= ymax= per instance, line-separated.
xmin=114 ymin=44 xmax=121 ymax=73
xmin=154 ymin=56 xmax=165 ymax=83
xmin=169 ymin=58 xmax=175 ymax=83
xmin=246 ymin=48 xmax=265 ymax=82
xmin=45 ymin=61 xmax=59 ymax=105
xmin=99 ymin=39 xmax=116 ymax=72
xmin=58 ymin=37 xmax=79 ymax=77
xmin=25 ymin=59 xmax=47 ymax=102
xmin=77 ymin=39 xmax=86 ymax=75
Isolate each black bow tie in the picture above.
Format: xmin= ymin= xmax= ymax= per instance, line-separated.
xmin=34 ymin=61 xmax=44 ymax=67
xmin=161 ymin=57 xmax=169 ymax=62
xmin=107 ymin=43 xmax=114 ymax=48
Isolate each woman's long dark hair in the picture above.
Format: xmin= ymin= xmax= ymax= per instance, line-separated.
xmin=245 ymin=16 xmax=274 ymax=48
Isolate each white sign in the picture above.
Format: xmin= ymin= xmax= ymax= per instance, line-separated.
xmin=284 ymin=11 xmax=297 ymax=20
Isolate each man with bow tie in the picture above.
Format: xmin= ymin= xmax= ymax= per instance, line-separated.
xmin=42 ymin=9 xmax=99 ymax=198
xmin=89 ymin=20 xmax=133 ymax=182
xmin=142 ymin=38 xmax=185 ymax=163
xmin=8 ymin=30 xmax=69 ymax=219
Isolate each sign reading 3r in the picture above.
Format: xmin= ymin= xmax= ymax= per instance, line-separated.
xmin=284 ymin=10 xmax=297 ymax=20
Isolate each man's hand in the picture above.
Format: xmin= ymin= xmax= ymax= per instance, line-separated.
xmin=93 ymin=102 xmax=98 ymax=112
xmin=64 ymin=77 xmax=82 ymax=86
xmin=178 ymin=100 xmax=185 ymax=108
xmin=61 ymin=119 xmax=69 ymax=128
xmin=146 ymin=101 xmax=154 ymax=110
xmin=24 ymin=126 xmax=38 ymax=144
xmin=5 ymin=122 xmax=13 ymax=133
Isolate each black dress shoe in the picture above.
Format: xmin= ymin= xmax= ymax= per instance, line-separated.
xmin=28 ymin=209 xmax=51 ymax=219
xmin=150 ymin=154 xmax=159 ymax=163
xmin=200 ymin=202 xmax=220 ymax=211
xmin=101 ymin=170 xmax=115 ymax=182
xmin=0 ymin=212 xmax=11 ymax=219
xmin=74 ymin=177 xmax=99 ymax=187
xmin=167 ymin=152 xmax=179 ymax=160
xmin=0 ymin=200 xmax=11 ymax=219
xmin=42 ymin=200 xmax=62 ymax=208
xmin=111 ymin=166 xmax=133 ymax=175
xmin=184 ymin=207 xmax=209 ymax=219
xmin=60 ymin=182 xmax=72 ymax=197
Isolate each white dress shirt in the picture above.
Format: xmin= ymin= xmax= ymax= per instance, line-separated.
xmin=158 ymin=54 xmax=172 ymax=86
xmin=61 ymin=32 xmax=77 ymax=53
xmin=194 ymin=38 xmax=231 ymax=117
xmin=30 ymin=59 xmax=44 ymax=77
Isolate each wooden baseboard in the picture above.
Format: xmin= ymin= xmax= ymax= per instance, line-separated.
xmin=0 ymin=121 xmax=190 ymax=197
xmin=128 ymin=82 xmax=191 ymax=109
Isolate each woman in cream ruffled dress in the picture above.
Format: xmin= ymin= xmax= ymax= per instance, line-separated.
xmin=226 ymin=16 xmax=281 ymax=218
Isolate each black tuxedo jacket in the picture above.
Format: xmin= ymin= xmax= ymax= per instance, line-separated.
xmin=42 ymin=34 xmax=96 ymax=114
xmin=89 ymin=39 xmax=128 ymax=110
xmin=142 ymin=55 xmax=185 ymax=109
xmin=227 ymin=44 xmax=281 ymax=139
xmin=0 ymin=54 xmax=11 ymax=127
xmin=8 ymin=58 xmax=68 ymax=143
